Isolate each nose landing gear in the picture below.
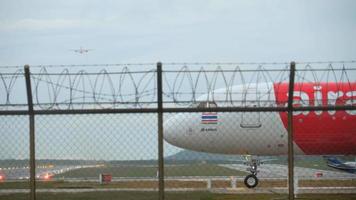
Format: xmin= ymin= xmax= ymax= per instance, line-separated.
xmin=244 ymin=160 xmax=259 ymax=188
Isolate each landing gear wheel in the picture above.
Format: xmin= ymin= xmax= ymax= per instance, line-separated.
xmin=244 ymin=174 xmax=258 ymax=188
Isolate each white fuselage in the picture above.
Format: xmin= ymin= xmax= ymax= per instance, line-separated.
xmin=163 ymin=82 xmax=356 ymax=156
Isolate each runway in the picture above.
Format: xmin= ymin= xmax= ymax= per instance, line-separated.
xmin=0 ymin=165 xmax=98 ymax=180
xmin=219 ymin=164 xmax=356 ymax=179
xmin=1 ymin=163 xmax=355 ymax=195
xmin=2 ymin=163 xmax=355 ymax=181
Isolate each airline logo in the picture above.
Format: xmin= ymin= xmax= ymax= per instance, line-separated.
xmin=274 ymin=82 xmax=356 ymax=116
xmin=201 ymin=112 xmax=218 ymax=124
xmin=273 ymin=82 xmax=356 ymax=155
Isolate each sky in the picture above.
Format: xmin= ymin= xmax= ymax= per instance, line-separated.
xmin=0 ymin=0 xmax=356 ymax=66
xmin=1 ymin=0 xmax=356 ymax=160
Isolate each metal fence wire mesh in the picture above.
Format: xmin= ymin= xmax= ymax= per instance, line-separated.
xmin=35 ymin=114 xmax=159 ymax=192
xmin=0 ymin=62 xmax=355 ymax=200
xmin=0 ymin=115 xmax=29 ymax=199
xmin=164 ymin=112 xmax=289 ymax=191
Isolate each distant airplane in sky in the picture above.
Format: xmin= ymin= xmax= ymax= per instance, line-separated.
xmin=71 ymin=47 xmax=93 ymax=54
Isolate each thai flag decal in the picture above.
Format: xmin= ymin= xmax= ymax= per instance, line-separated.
xmin=201 ymin=112 xmax=218 ymax=124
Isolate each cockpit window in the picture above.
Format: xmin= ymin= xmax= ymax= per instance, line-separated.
xmin=196 ymin=101 xmax=218 ymax=108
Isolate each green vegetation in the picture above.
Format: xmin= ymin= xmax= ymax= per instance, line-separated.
xmin=270 ymin=156 xmax=340 ymax=171
xmin=53 ymin=164 xmax=247 ymax=178
xmin=54 ymin=165 xmax=156 ymax=178
xmin=165 ymin=164 xmax=248 ymax=177
xmin=0 ymin=181 xmax=118 ymax=189
xmin=0 ymin=192 xmax=356 ymax=200
xmin=0 ymin=160 xmax=101 ymax=169
xmin=294 ymin=159 xmax=339 ymax=171
xmin=1 ymin=179 xmax=355 ymax=190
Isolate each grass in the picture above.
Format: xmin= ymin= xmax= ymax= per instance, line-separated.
xmin=294 ymin=160 xmax=339 ymax=171
xmin=53 ymin=164 xmax=248 ymax=178
xmin=0 ymin=179 xmax=354 ymax=189
xmin=300 ymin=179 xmax=356 ymax=187
xmin=1 ymin=164 xmax=354 ymax=199
xmin=0 ymin=192 xmax=356 ymax=200
xmin=0 ymin=180 xmax=225 ymax=189
xmin=165 ymin=164 xmax=248 ymax=177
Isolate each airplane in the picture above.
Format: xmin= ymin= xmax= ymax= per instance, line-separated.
xmin=164 ymin=82 xmax=356 ymax=188
xmin=71 ymin=46 xmax=93 ymax=54
xmin=325 ymin=156 xmax=356 ymax=173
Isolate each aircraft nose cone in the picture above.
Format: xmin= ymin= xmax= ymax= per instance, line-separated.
xmin=163 ymin=116 xmax=178 ymax=145
xmin=163 ymin=113 xmax=198 ymax=150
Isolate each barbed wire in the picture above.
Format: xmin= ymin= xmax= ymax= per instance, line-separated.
xmin=1 ymin=60 xmax=356 ymax=69
xmin=0 ymin=63 xmax=355 ymax=110
xmin=0 ymin=63 xmax=156 ymax=69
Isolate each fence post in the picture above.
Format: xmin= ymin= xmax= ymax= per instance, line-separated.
xmin=157 ymin=62 xmax=164 ymax=200
xmin=287 ymin=61 xmax=296 ymax=200
xmin=24 ymin=65 xmax=36 ymax=200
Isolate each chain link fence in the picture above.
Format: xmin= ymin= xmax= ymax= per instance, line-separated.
xmin=0 ymin=115 xmax=29 ymax=200
xmin=0 ymin=62 xmax=355 ymax=200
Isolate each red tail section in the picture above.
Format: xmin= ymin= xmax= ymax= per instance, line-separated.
xmin=274 ymin=82 xmax=356 ymax=155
